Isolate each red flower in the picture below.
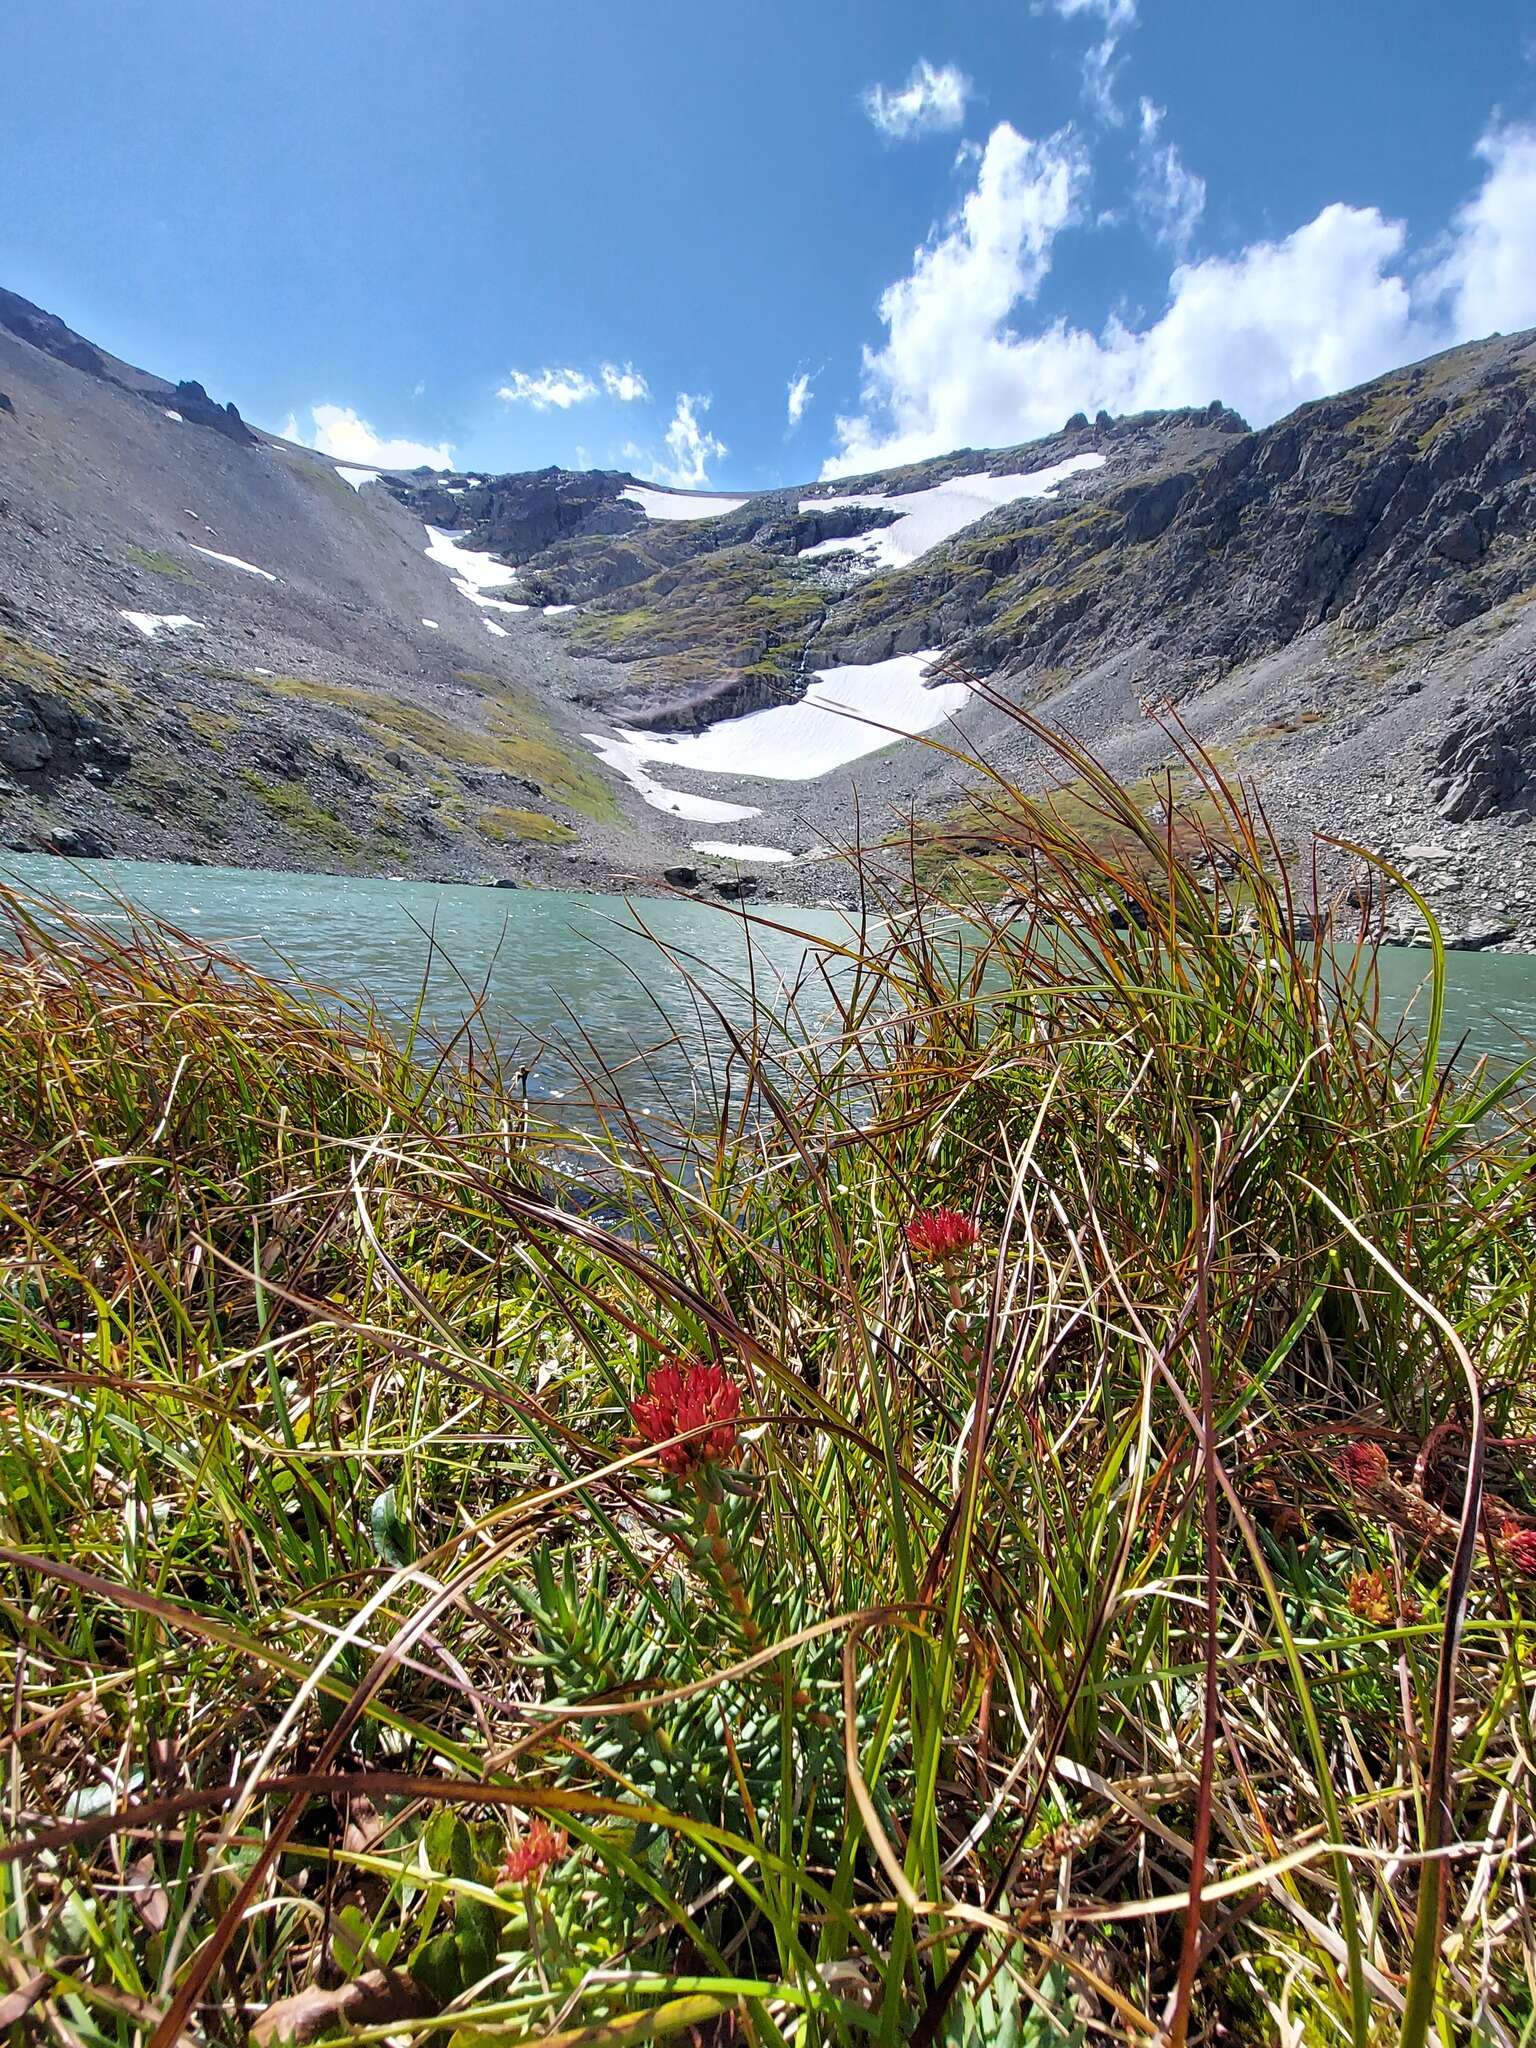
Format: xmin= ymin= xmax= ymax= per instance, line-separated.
xmin=1500 ymin=1522 xmax=1536 ymax=1577
xmin=499 ymin=1817 xmax=566 ymax=1885
xmin=1335 ymin=1440 xmax=1389 ymax=1492
xmin=904 ymin=1208 xmax=981 ymax=1263
xmin=631 ymin=1359 xmax=742 ymax=1475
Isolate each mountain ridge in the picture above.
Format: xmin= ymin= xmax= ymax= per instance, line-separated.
xmin=4 ymin=286 xmax=1536 ymax=940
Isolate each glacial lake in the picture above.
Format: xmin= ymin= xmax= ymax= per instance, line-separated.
xmin=3 ymin=855 xmax=1535 ymax=1110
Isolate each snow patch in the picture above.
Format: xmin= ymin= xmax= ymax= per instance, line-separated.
xmin=190 ymin=544 xmax=278 ymax=582
xmin=621 ymin=484 xmax=748 ymax=523
xmin=799 ymin=454 xmax=1106 ymax=573
xmin=483 ymin=619 xmax=508 ymax=637
xmin=421 ymin=618 xmax=440 ymax=630
xmin=163 ymin=409 xmax=183 ymax=422
xmin=692 ymin=841 xmax=796 ymax=863
xmin=583 ymin=733 xmax=762 ymax=823
xmin=543 ymin=604 xmax=577 ymax=616
xmin=423 ymin=524 xmax=530 ymax=613
xmin=599 ymin=651 xmax=965 ymax=783
xmin=120 ymin=611 xmax=202 ymax=641
xmin=336 ymin=466 xmax=380 ymax=491
xmin=423 ymin=524 xmax=518 ymax=592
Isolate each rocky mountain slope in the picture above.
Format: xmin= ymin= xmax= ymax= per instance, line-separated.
xmin=4 ymin=286 xmax=1536 ymax=937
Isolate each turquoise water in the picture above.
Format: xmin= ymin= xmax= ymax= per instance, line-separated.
xmin=0 ymin=855 xmax=853 ymax=1114
xmin=3 ymin=854 xmax=1535 ymax=1097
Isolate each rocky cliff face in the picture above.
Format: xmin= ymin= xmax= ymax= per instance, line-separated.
xmin=398 ymin=467 xmax=645 ymax=560
xmin=4 ymin=287 xmax=1536 ymax=934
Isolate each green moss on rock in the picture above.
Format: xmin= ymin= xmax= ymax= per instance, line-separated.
xmin=125 ymin=546 xmax=189 ymax=579
xmin=255 ymin=673 xmax=618 ymax=823
xmin=565 ymin=545 xmax=825 ymax=691
xmin=237 ymin=769 xmax=360 ymax=855
xmin=478 ymin=806 xmax=577 ymax=845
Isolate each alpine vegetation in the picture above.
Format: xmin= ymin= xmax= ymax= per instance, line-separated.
xmin=2 ymin=717 xmax=1534 ymax=2044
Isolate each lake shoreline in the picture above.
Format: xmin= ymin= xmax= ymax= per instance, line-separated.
xmin=12 ymin=835 xmax=1533 ymax=956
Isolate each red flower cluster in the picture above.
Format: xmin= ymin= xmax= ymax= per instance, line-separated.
xmin=1335 ymin=1440 xmax=1389 ymax=1492
xmin=904 ymin=1208 xmax=981 ymax=1264
xmin=1501 ymin=1522 xmax=1536 ymax=1577
xmin=499 ymin=1816 xmax=566 ymax=1885
xmin=631 ymin=1359 xmax=742 ymax=1475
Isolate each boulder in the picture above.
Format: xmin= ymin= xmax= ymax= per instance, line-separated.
xmin=714 ymin=875 xmax=758 ymax=901
xmin=662 ymin=864 xmax=700 ymax=888
xmin=46 ymin=823 xmax=110 ymax=857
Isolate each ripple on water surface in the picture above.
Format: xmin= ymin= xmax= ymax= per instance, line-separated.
xmin=4 ymin=854 xmax=1535 ymax=1095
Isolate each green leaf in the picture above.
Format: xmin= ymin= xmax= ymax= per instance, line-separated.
xmin=331 ymin=1903 xmax=377 ymax=1976
xmin=423 ymin=1811 xmax=476 ymax=1881
xmin=370 ymin=1485 xmax=415 ymax=1568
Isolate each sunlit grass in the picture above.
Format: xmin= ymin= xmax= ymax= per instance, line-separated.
xmin=1 ymin=716 xmax=1534 ymax=2045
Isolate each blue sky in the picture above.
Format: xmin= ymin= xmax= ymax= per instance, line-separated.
xmin=4 ymin=1 xmax=1536 ymax=488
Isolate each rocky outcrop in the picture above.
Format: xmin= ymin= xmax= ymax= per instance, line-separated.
xmin=391 ymin=467 xmax=646 ymax=567
xmin=0 ymin=680 xmax=131 ymax=788
xmin=1 ymin=286 xmax=256 ymax=444
xmin=0 ymin=287 xmax=119 ymax=383
xmin=167 ymin=380 xmax=256 ymax=445
xmin=1430 ymin=679 xmax=1536 ymax=821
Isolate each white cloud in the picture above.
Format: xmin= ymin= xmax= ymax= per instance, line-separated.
xmin=864 ymin=59 xmax=972 ymax=140
xmin=496 ymin=361 xmax=650 ymax=409
xmin=1043 ymin=0 xmax=1139 ymax=124
xmin=786 ymin=371 xmax=814 ymax=427
xmin=279 ymin=403 xmax=453 ymax=470
xmin=1135 ymin=99 xmax=1206 ymax=254
xmin=600 ymin=361 xmax=650 ymax=403
xmin=496 ymin=367 xmax=599 ymax=409
xmin=1430 ymin=123 xmax=1536 ymax=339
xmin=825 ymin=112 xmax=1536 ymax=479
xmin=1045 ymin=0 xmax=1137 ymax=23
xmin=658 ymin=393 xmax=727 ymax=488
xmin=829 ymin=123 xmax=1087 ymax=472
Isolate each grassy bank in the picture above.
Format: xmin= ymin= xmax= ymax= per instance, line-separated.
xmin=2 ymin=733 xmax=1535 ymax=2046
